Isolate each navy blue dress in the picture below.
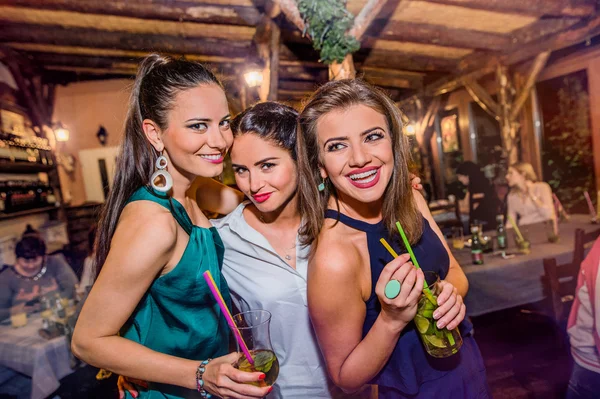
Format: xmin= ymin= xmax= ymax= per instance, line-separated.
xmin=324 ymin=210 xmax=491 ymax=398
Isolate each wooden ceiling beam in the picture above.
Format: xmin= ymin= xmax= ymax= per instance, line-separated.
xmin=0 ymin=0 xmax=262 ymax=26
xmin=362 ymin=75 xmax=418 ymax=89
xmin=505 ymin=15 xmax=600 ymax=65
xmin=375 ymin=20 xmax=510 ymax=51
xmin=279 ymin=65 xmax=328 ymax=81
xmin=0 ymin=6 xmax=255 ymax=41
xmin=509 ymin=17 xmax=581 ymax=45
xmin=420 ymin=0 xmax=597 ymax=17
xmin=354 ymin=50 xmax=457 ymax=72
xmin=278 ymin=80 xmax=318 ymax=92
xmin=4 ymin=43 xmax=247 ymax=64
xmin=0 ymin=23 xmax=251 ymax=58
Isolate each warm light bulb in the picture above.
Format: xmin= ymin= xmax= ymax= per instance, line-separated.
xmin=405 ymin=124 xmax=416 ymax=135
xmin=54 ymin=127 xmax=69 ymax=142
xmin=244 ymin=70 xmax=263 ymax=88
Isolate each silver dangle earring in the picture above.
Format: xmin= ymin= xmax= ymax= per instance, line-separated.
xmin=151 ymin=151 xmax=173 ymax=193
xmin=318 ymin=177 xmax=326 ymax=192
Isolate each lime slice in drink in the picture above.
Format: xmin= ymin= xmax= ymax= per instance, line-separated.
xmin=421 ymin=309 xmax=434 ymax=318
xmin=424 ymin=334 xmax=446 ymax=348
xmin=414 ymin=315 xmax=430 ymax=334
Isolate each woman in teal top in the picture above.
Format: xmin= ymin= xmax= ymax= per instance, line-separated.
xmin=72 ymin=54 xmax=271 ymax=399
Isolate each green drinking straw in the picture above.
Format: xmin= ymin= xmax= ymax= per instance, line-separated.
xmin=395 ymin=221 xmax=456 ymax=346
xmin=379 ymin=237 xmax=436 ymax=306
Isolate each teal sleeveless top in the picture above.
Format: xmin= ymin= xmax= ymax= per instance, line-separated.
xmin=121 ymin=187 xmax=231 ymax=399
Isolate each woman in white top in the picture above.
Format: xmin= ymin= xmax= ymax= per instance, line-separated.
xmin=505 ymin=162 xmax=557 ymax=231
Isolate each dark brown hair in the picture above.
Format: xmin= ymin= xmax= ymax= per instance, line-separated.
xmin=94 ymin=54 xmax=222 ymax=277
xmin=231 ymin=102 xmax=298 ymax=160
xmin=296 ymin=79 xmax=422 ymax=245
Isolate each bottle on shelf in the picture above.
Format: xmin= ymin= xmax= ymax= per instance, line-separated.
xmin=471 ymin=225 xmax=484 ymax=265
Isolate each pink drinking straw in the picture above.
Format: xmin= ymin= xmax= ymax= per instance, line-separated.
xmin=584 ymin=191 xmax=597 ymax=219
xmin=203 ymin=271 xmax=254 ymax=365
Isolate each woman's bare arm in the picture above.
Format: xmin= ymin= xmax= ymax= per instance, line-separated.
xmin=308 ymin=235 xmax=421 ymax=392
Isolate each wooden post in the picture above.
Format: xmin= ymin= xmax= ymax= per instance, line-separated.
xmin=329 ymin=54 xmax=357 ymax=80
xmin=496 ymin=64 xmax=519 ymax=164
xmin=268 ymin=19 xmax=280 ymax=101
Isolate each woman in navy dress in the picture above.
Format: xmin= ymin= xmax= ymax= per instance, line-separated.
xmin=296 ymin=79 xmax=491 ymax=398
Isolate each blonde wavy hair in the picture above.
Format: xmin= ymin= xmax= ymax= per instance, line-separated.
xmin=510 ymin=162 xmax=538 ymax=182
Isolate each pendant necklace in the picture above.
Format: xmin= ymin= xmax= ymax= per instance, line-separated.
xmin=259 ymin=213 xmax=297 ymax=261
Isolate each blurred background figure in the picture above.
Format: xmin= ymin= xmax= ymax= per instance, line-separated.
xmin=566 ymin=235 xmax=600 ymax=399
xmin=77 ymin=224 xmax=97 ymax=298
xmin=505 ymin=162 xmax=557 ymax=229
xmin=0 ymin=226 xmax=78 ymax=321
xmin=456 ymin=161 xmax=502 ymax=231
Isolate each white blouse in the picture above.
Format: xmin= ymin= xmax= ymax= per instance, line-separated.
xmin=506 ymin=181 xmax=556 ymax=226
xmin=212 ymin=202 xmax=369 ymax=399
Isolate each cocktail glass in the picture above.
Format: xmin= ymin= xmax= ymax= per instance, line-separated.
xmin=451 ymin=227 xmax=464 ymax=250
xmin=514 ymin=230 xmax=531 ymax=254
xmin=414 ymin=272 xmax=463 ymax=358
xmin=10 ymin=305 xmax=27 ymax=328
xmin=232 ymin=310 xmax=279 ymax=387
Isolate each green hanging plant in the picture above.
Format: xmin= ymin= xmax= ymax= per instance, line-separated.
xmin=296 ymin=0 xmax=361 ymax=64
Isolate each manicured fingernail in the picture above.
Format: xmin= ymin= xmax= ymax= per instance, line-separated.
xmin=433 ymin=311 xmax=440 ymax=319
xmin=268 ymin=386 xmax=274 ymax=393
xmin=437 ymin=321 xmax=445 ymax=329
xmin=132 ymin=393 xmax=138 ymax=399
xmin=259 ymin=373 xmax=266 ymax=380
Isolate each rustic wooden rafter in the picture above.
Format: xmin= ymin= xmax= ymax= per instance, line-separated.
xmin=0 ymin=0 xmax=263 ymax=26
xmin=376 ymin=20 xmax=510 ymax=51
xmin=0 ymin=23 xmax=252 ymax=58
xmin=421 ymin=0 xmax=597 ymax=17
xmin=509 ymin=51 xmax=550 ymax=121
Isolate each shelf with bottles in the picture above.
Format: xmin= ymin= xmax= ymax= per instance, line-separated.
xmin=0 ymin=130 xmax=56 ymax=170
xmin=0 ymin=178 xmax=60 ymax=217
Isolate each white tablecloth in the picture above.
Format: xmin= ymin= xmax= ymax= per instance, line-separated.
xmin=0 ymin=315 xmax=74 ymax=399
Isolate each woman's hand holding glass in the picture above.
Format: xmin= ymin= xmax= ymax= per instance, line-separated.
xmin=431 ymin=280 xmax=466 ymax=331
xmin=117 ymin=352 xmax=270 ymax=399
xmin=375 ymin=253 xmax=425 ymax=331
xmin=201 ymin=352 xmax=271 ymax=398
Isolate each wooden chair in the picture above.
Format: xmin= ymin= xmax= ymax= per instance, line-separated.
xmin=428 ymin=200 xmax=463 ymax=233
xmin=542 ymin=227 xmax=600 ymax=323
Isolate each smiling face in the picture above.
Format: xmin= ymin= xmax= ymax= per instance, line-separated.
xmin=16 ymin=256 xmax=44 ymax=274
xmin=231 ymin=133 xmax=298 ymax=214
xmin=316 ymin=104 xmax=394 ymax=209
xmin=158 ymin=84 xmax=232 ymax=180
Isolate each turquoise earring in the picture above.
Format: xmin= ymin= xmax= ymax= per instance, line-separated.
xmin=318 ymin=178 xmax=326 ymax=192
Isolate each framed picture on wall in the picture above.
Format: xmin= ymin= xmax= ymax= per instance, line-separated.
xmin=440 ymin=111 xmax=459 ymax=153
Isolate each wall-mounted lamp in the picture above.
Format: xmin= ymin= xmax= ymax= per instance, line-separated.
xmin=96 ymin=125 xmax=108 ymax=146
xmin=404 ymin=123 xmax=416 ymax=136
xmin=243 ymin=64 xmax=263 ymax=88
xmin=53 ymin=122 xmax=70 ymax=142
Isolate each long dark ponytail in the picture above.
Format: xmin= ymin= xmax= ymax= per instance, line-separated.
xmin=94 ymin=54 xmax=222 ymax=277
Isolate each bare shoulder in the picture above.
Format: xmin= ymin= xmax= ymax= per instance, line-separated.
xmin=534 ymin=181 xmax=552 ymax=194
xmin=311 ymin=221 xmax=362 ymax=280
xmin=114 ymin=200 xmax=178 ymax=254
xmin=412 ymin=189 xmax=429 ymax=214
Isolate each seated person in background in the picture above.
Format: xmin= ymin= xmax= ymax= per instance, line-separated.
xmin=456 ymin=161 xmax=501 ymax=230
xmin=77 ymin=224 xmax=97 ymax=297
xmin=0 ymin=229 xmax=78 ymax=320
xmin=566 ymin=235 xmax=600 ymax=398
xmin=505 ymin=162 xmax=556 ymax=230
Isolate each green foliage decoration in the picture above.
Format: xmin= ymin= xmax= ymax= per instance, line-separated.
xmin=541 ymin=73 xmax=595 ymax=213
xmin=296 ymin=0 xmax=361 ymax=64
